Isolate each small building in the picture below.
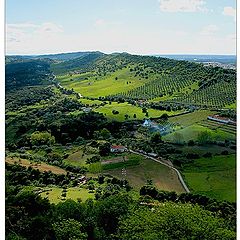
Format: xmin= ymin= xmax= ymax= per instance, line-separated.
xmin=110 ymin=145 xmax=127 ymax=153
xmin=207 ymin=115 xmax=234 ymax=124
xmin=148 ymin=152 xmax=158 ymax=158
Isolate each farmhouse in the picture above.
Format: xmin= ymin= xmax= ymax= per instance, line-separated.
xmin=110 ymin=145 xmax=127 ymax=153
xmin=207 ymin=115 xmax=236 ymax=125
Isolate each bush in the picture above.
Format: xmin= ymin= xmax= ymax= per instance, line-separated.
xmin=203 ymin=152 xmax=212 ymax=158
xmin=221 ymin=150 xmax=229 ymax=155
xmin=188 ymin=140 xmax=195 ymax=146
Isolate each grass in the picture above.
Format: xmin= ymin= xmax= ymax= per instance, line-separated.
xmin=182 ymin=154 xmax=236 ymax=202
xmin=95 ymin=102 xmax=182 ymax=121
xmin=163 ymin=124 xmax=236 ymax=143
xmin=168 ymin=110 xmax=216 ymax=127
xmin=40 ymin=187 xmax=94 ymax=204
xmin=63 ymin=148 xmax=96 ymax=167
xmin=6 ymin=157 xmax=67 ymax=175
xmin=103 ymin=154 xmax=185 ymax=193
xmin=58 ymin=68 xmax=147 ymax=98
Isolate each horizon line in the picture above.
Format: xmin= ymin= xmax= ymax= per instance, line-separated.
xmin=5 ymin=50 xmax=237 ymax=57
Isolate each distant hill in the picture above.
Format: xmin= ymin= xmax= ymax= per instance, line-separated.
xmin=155 ymin=54 xmax=236 ymax=65
xmin=5 ymin=51 xmax=236 ymax=108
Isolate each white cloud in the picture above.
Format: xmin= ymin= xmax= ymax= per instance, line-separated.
xmin=6 ymin=21 xmax=235 ymax=55
xmin=223 ymin=6 xmax=236 ymax=21
xmin=159 ymin=0 xmax=207 ymax=13
xmin=200 ymin=24 xmax=219 ymax=35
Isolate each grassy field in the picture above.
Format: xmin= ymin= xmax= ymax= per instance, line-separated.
xmin=103 ymin=154 xmax=185 ymax=193
xmin=95 ymin=102 xmax=182 ymax=121
xmin=58 ymin=68 xmax=147 ymax=98
xmin=182 ymin=154 xmax=236 ymax=202
xmin=163 ymin=123 xmax=236 ymax=143
xmin=168 ymin=110 xmax=216 ymax=127
xmin=63 ymin=148 xmax=97 ymax=167
xmin=40 ymin=187 xmax=94 ymax=203
xmin=6 ymin=157 xmax=67 ymax=175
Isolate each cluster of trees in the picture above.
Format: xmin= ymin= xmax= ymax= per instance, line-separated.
xmin=6 ymin=60 xmax=52 ymax=91
xmin=6 ymin=163 xmax=73 ymax=187
xmin=140 ymin=185 xmax=236 ymax=227
xmin=6 ymin=86 xmax=56 ymax=111
xmin=6 ymin=184 xmax=236 ymax=240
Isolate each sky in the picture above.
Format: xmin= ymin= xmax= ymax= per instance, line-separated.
xmin=6 ymin=0 xmax=236 ymax=55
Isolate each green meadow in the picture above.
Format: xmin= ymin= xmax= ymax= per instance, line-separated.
xmin=182 ymin=154 xmax=236 ymax=202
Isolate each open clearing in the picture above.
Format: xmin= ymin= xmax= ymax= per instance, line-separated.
xmin=40 ymin=187 xmax=94 ymax=203
xmin=182 ymin=154 xmax=236 ymax=202
xmin=6 ymin=157 xmax=67 ymax=175
xmin=58 ymin=68 xmax=147 ymax=98
xmin=103 ymin=155 xmax=185 ymax=193
xmin=95 ymin=102 xmax=182 ymax=121
xmin=63 ymin=147 xmax=97 ymax=167
xmin=168 ymin=110 xmax=216 ymax=127
xmin=163 ymin=123 xmax=236 ymax=143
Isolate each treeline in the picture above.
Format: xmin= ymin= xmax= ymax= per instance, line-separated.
xmin=5 ymin=60 xmax=52 ymax=91
xmin=5 ymin=183 xmax=236 ymax=240
xmin=140 ymin=185 xmax=236 ymax=227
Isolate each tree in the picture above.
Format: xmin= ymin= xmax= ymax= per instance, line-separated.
xmin=30 ymin=131 xmax=55 ymax=146
xmin=53 ymin=219 xmax=87 ymax=240
xmin=159 ymin=113 xmax=169 ymax=120
xmin=117 ymin=202 xmax=236 ymax=240
xmin=133 ymin=114 xmax=137 ymax=118
xmin=99 ymin=128 xmax=111 ymax=140
xmin=150 ymin=132 xmax=162 ymax=143
xmin=99 ymin=142 xmax=111 ymax=156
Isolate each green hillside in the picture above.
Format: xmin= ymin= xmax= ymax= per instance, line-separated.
xmin=52 ymin=52 xmax=236 ymax=109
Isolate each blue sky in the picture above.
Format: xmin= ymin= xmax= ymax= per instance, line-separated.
xmin=6 ymin=0 xmax=236 ymax=55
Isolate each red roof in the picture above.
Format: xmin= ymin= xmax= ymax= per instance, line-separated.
xmin=111 ymin=145 xmax=125 ymax=149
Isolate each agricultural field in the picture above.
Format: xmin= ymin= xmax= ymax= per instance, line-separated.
xmin=40 ymin=187 xmax=94 ymax=203
xmin=102 ymin=154 xmax=185 ymax=193
xmin=57 ymin=68 xmax=147 ymax=98
xmin=63 ymin=146 xmax=98 ymax=167
xmin=114 ymin=73 xmax=195 ymax=100
xmin=5 ymin=157 xmax=67 ymax=175
xmin=163 ymin=124 xmax=236 ymax=143
xmin=182 ymin=154 xmax=236 ymax=202
xmin=168 ymin=110 xmax=216 ymax=127
xmin=95 ymin=102 xmax=182 ymax=121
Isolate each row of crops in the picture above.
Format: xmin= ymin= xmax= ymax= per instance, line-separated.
xmin=199 ymin=120 xmax=236 ymax=134
xmin=172 ymin=80 xmax=236 ymax=108
xmin=112 ymin=74 xmax=194 ymax=100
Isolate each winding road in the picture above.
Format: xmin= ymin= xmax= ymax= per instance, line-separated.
xmin=129 ymin=149 xmax=190 ymax=193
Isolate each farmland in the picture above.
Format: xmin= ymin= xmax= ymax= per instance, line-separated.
xmin=103 ymin=154 xmax=185 ymax=193
xmin=40 ymin=187 xmax=94 ymax=203
xmin=5 ymin=157 xmax=67 ymax=175
xmin=182 ymin=154 xmax=236 ymax=202
xmin=95 ymin=102 xmax=182 ymax=121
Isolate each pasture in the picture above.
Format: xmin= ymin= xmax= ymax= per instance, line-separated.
xmin=57 ymin=68 xmax=147 ymax=98
xmin=168 ymin=110 xmax=215 ymax=127
xmin=6 ymin=157 xmax=67 ymax=175
xmin=182 ymin=154 xmax=236 ymax=202
xmin=163 ymin=123 xmax=236 ymax=143
xmin=40 ymin=187 xmax=94 ymax=203
xmin=103 ymin=154 xmax=185 ymax=193
xmin=95 ymin=102 xmax=182 ymax=121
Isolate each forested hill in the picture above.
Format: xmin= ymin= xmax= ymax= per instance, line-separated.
xmin=5 ymin=51 xmax=236 ymax=108
xmin=5 ymin=60 xmax=53 ymax=92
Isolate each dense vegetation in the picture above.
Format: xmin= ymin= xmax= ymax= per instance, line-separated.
xmin=5 ymin=51 xmax=236 ymax=239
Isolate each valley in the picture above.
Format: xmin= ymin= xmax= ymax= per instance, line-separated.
xmin=5 ymin=51 xmax=236 ymax=239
